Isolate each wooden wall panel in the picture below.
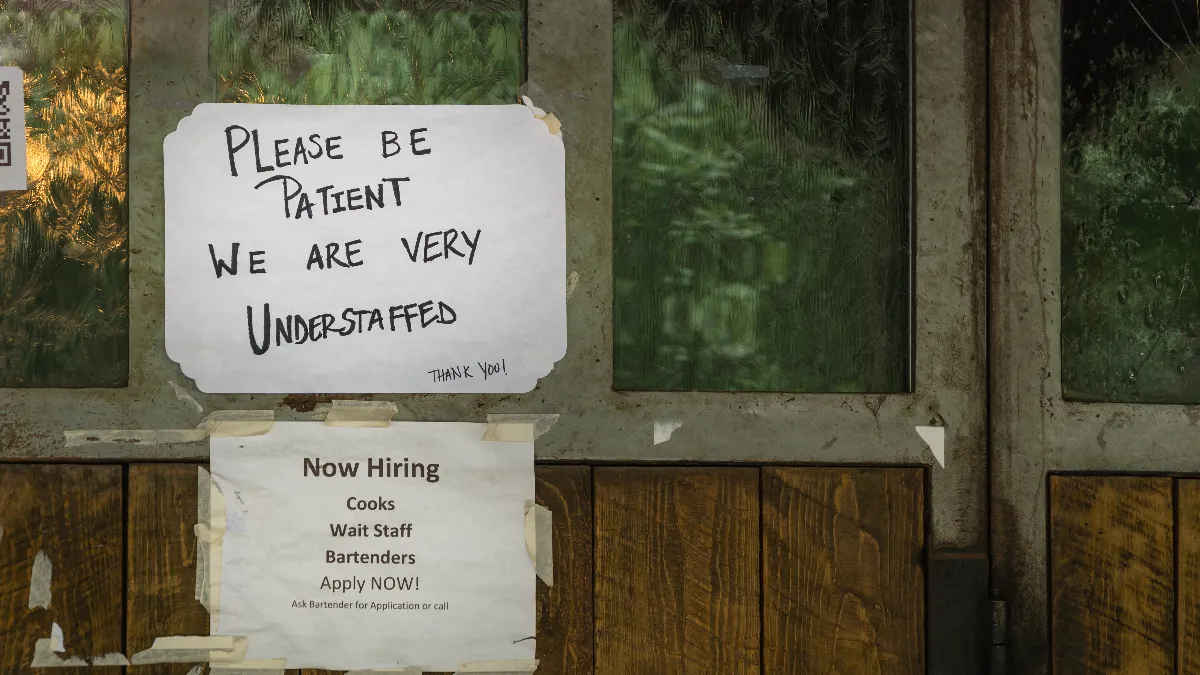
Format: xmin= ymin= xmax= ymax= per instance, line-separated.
xmin=762 ymin=467 xmax=925 ymax=675
xmin=535 ymin=466 xmax=594 ymax=675
xmin=593 ymin=467 xmax=760 ymax=675
xmin=127 ymin=463 xmax=209 ymax=674
xmin=1179 ymin=479 xmax=1200 ymax=675
xmin=0 ymin=464 xmax=124 ymax=669
xmin=1050 ymin=475 xmax=1174 ymax=675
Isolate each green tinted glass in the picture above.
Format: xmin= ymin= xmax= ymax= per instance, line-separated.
xmin=0 ymin=0 xmax=129 ymax=387
xmin=613 ymin=0 xmax=911 ymax=392
xmin=211 ymin=0 xmax=523 ymax=105
xmin=1062 ymin=1 xmax=1200 ymax=402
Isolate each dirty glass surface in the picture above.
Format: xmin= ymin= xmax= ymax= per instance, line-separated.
xmin=612 ymin=0 xmax=911 ymax=392
xmin=0 ymin=0 xmax=129 ymax=387
xmin=211 ymin=0 xmax=523 ymax=105
xmin=1062 ymin=0 xmax=1200 ymax=402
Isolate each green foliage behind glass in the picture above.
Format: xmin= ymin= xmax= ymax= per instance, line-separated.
xmin=0 ymin=0 xmax=129 ymax=387
xmin=211 ymin=0 xmax=522 ymax=105
xmin=1063 ymin=51 xmax=1200 ymax=402
xmin=613 ymin=0 xmax=910 ymax=392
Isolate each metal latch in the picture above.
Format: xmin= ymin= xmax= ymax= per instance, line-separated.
xmin=990 ymin=599 xmax=1008 ymax=675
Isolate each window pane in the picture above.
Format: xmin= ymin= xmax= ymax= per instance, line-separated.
xmin=211 ymin=0 xmax=523 ymax=105
xmin=1062 ymin=1 xmax=1200 ymax=402
xmin=0 ymin=0 xmax=129 ymax=387
xmin=612 ymin=0 xmax=911 ymax=392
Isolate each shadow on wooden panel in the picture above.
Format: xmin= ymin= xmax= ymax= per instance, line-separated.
xmin=593 ymin=467 xmax=760 ymax=675
xmin=536 ymin=466 xmax=594 ymax=675
xmin=0 ymin=464 xmax=124 ymax=669
xmin=1050 ymin=475 xmax=1174 ymax=675
xmin=1178 ymin=479 xmax=1200 ymax=675
xmin=762 ymin=467 xmax=925 ymax=675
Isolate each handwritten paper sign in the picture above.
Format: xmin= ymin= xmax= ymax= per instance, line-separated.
xmin=0 ymin=66 xmax=26 ymax=191
xmin=210 ymin=422 xmax=535 ymax=670
xmin=164 ymin=103 xmax=565 ymax=393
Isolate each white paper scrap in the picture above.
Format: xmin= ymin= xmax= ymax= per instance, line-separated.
xmin=209 ymin=422 xmax=535 ymax=671
xmin=164 ymin=103 xmax=566 ymax=393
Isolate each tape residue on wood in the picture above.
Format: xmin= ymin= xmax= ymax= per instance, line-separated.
xmin=29 ymin=627 xmax=129 ymax=667
xmin=64 ymin=409 xmax=274 ymax=446
xmin=170 ymin=380 xmax=205 ymax=414
xmin=324 ymin=400 xmax=397 ymax=427
xmin=455 ymin=659 xmax=539 ymax=674
xmin=482 ymin=414 xmax=558 ymax=442
xmin=28 ymin=550 xmax=51 ymax=609
xmin=523 ymin=501 xmax=553 ymax=586
xmin=130 ymin=636 xmax=248 ymax=664
xmin=196 ymin=466 xmax=228 ymax=632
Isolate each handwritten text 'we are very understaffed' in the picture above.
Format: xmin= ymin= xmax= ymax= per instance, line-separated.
xmin=201 ymin=123 xmax=503 ymax=384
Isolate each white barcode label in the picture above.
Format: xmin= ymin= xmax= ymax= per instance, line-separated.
xmin=0 ymin=66 xmax=26 ymax=191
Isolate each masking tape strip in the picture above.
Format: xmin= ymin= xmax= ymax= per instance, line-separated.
xmin=455 ymin=659 xmax=539 ymax=674
xmin=196 ymin=466 xmax=227 ymax=633
xmin=30 ymin=631 xmax=129 ymax=667
xmin=344 ymin=669 xmax=423 ymax=675
xmin=90 ymin=654 xmax=132 ymax=666
xmin=64 ymin=410 xmax=274 ymax=446
xmin=28 ymin=550 xmax=51 ymax=609
xmin=482 ymin=414 xmax=559 ymax=442
xmin=324 ymin=400 xmax=397 ymax=427
xmin=523 ymin=501 xmax=553 ymax=586
xmin=130 ymin=636 xmax=247 ymax=664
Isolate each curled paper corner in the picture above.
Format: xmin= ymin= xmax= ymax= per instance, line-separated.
xmin=915 ymin=426 xmax=946 ymax=468
xmin=524 ymin=501 xmax=554 ymax=586
xmin=483 ymin=414 xmax=560 ymax=442
xmin=521 ymin=95 xmax=562 ymax=136
xmin=170 ymin=380 xmax=205 ymax=414
xmin=565 ymin=271 xmax=580 ymax=301
xmin=324 ymin=400 xmax=397 ymax=427
xmin=28 ymin=550 xmax=51 ymax=610
xmin=455 ymin=659 xmax=539 ymax=674
xmin=652 ymin=420 xmax=683 ymax=445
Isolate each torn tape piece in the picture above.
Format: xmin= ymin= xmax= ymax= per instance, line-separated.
xmin=518 ymin=80 xmax=557 ymax=116
xmin=204 ymin=410 xmax=275 ymax=438
xmin=523 ymin=502 xmax=553 ymax=586
xmin=324 ymin=400 xmax=397 ymax=427
xmin=186 ymin=666 xmax=205 ymax=675
xmin=520 ymin=94 xmax=562 ymax=136
xmin=344 ymin=669 xmax=423 ymax=675
xmin=90 ymin=653 xmax=131 ymax=666
xmin=170 ymin=380 xmax=205 ymax=414
xmin=196 ymin=467 xmax=213 ymax=609
xmin=483 ymin=414 xmax=559 ymax=442
xmin=64 ymin=428 xmax=209 ymax=447
xmin=209 ymin=658 xmax=286 ymax=673
xmin=455 ymin=659 xmax=539 ymax=674
xmin=565 ymin=271 xmax=579 ymax=301
xmin=28 ymin=550 xmax=51 ymax=609
xmin=50 ymin=623 xmax=64 ymax=652
xmin=653 ymin=420 xmax=683 ymax=445
xmin=30 ymin=638 xmax=88 ymax=667
xmin=130 ymin=636 xmax=246 ymax=665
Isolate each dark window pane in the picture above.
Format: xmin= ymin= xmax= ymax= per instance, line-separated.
xmin=211 ymin=0 xmax=523 ymax=105
xmin=0 ymin=0 xmax=129 ymax=387
xmin=613 ymin=0 xmax=911 ymax=392
xmin=1062 ymin=0 xmax=1200 ymax=402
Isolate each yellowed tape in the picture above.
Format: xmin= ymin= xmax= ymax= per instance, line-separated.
xmin=523 ymin=502 xmax=553 ymax=587
xmin=482 ymin=414 xmax=558 ymax=442
xmin=324 ymin=400 xmax=397 ymax=427
xmin=210 ymin=658 xmax=287 ymax=673
xmin=196 ymin=467 xmax=227 ymax=633
xmin=130 ymin=636 xmax=248 ymax=665
xmin=344 ymin=669 xmax=423 ymax=675
xmin=206 ymin=410 xmax=275 ymax=438
xmin=28 ymin=550 xmax=51 ymax=609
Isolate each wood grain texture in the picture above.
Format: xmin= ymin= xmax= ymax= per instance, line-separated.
xmin=594 ymin=467 xmax=759 ymax=675
xmin=0 ymin=464 xmax=124 ymax=669
xmin=762 ymin=467 xmax=925 ymax=675
xmin=127 ymin=464 xmax=209 ymax=674
xmin=535 ymin=465 xmax=594 ymax=675
xmin=1179 ymin=479 xmax=1200 ymax=675
xmin=1050 ymin=475 xmax=1174 ymax=675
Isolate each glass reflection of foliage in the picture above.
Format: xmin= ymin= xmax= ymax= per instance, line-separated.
xmin=0 ymin=0 xmax=128 ymax=387
xmin=1062 ymin=1 xmax=1200 ymax=402
xmin=613 ymin=0 xmax=910 ymax=392
xmin=211 ymin=0 xmax=522 ymax=105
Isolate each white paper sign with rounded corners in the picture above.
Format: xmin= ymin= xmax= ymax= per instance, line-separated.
xmin=164 ymin=103 xmax=565 ymax=393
